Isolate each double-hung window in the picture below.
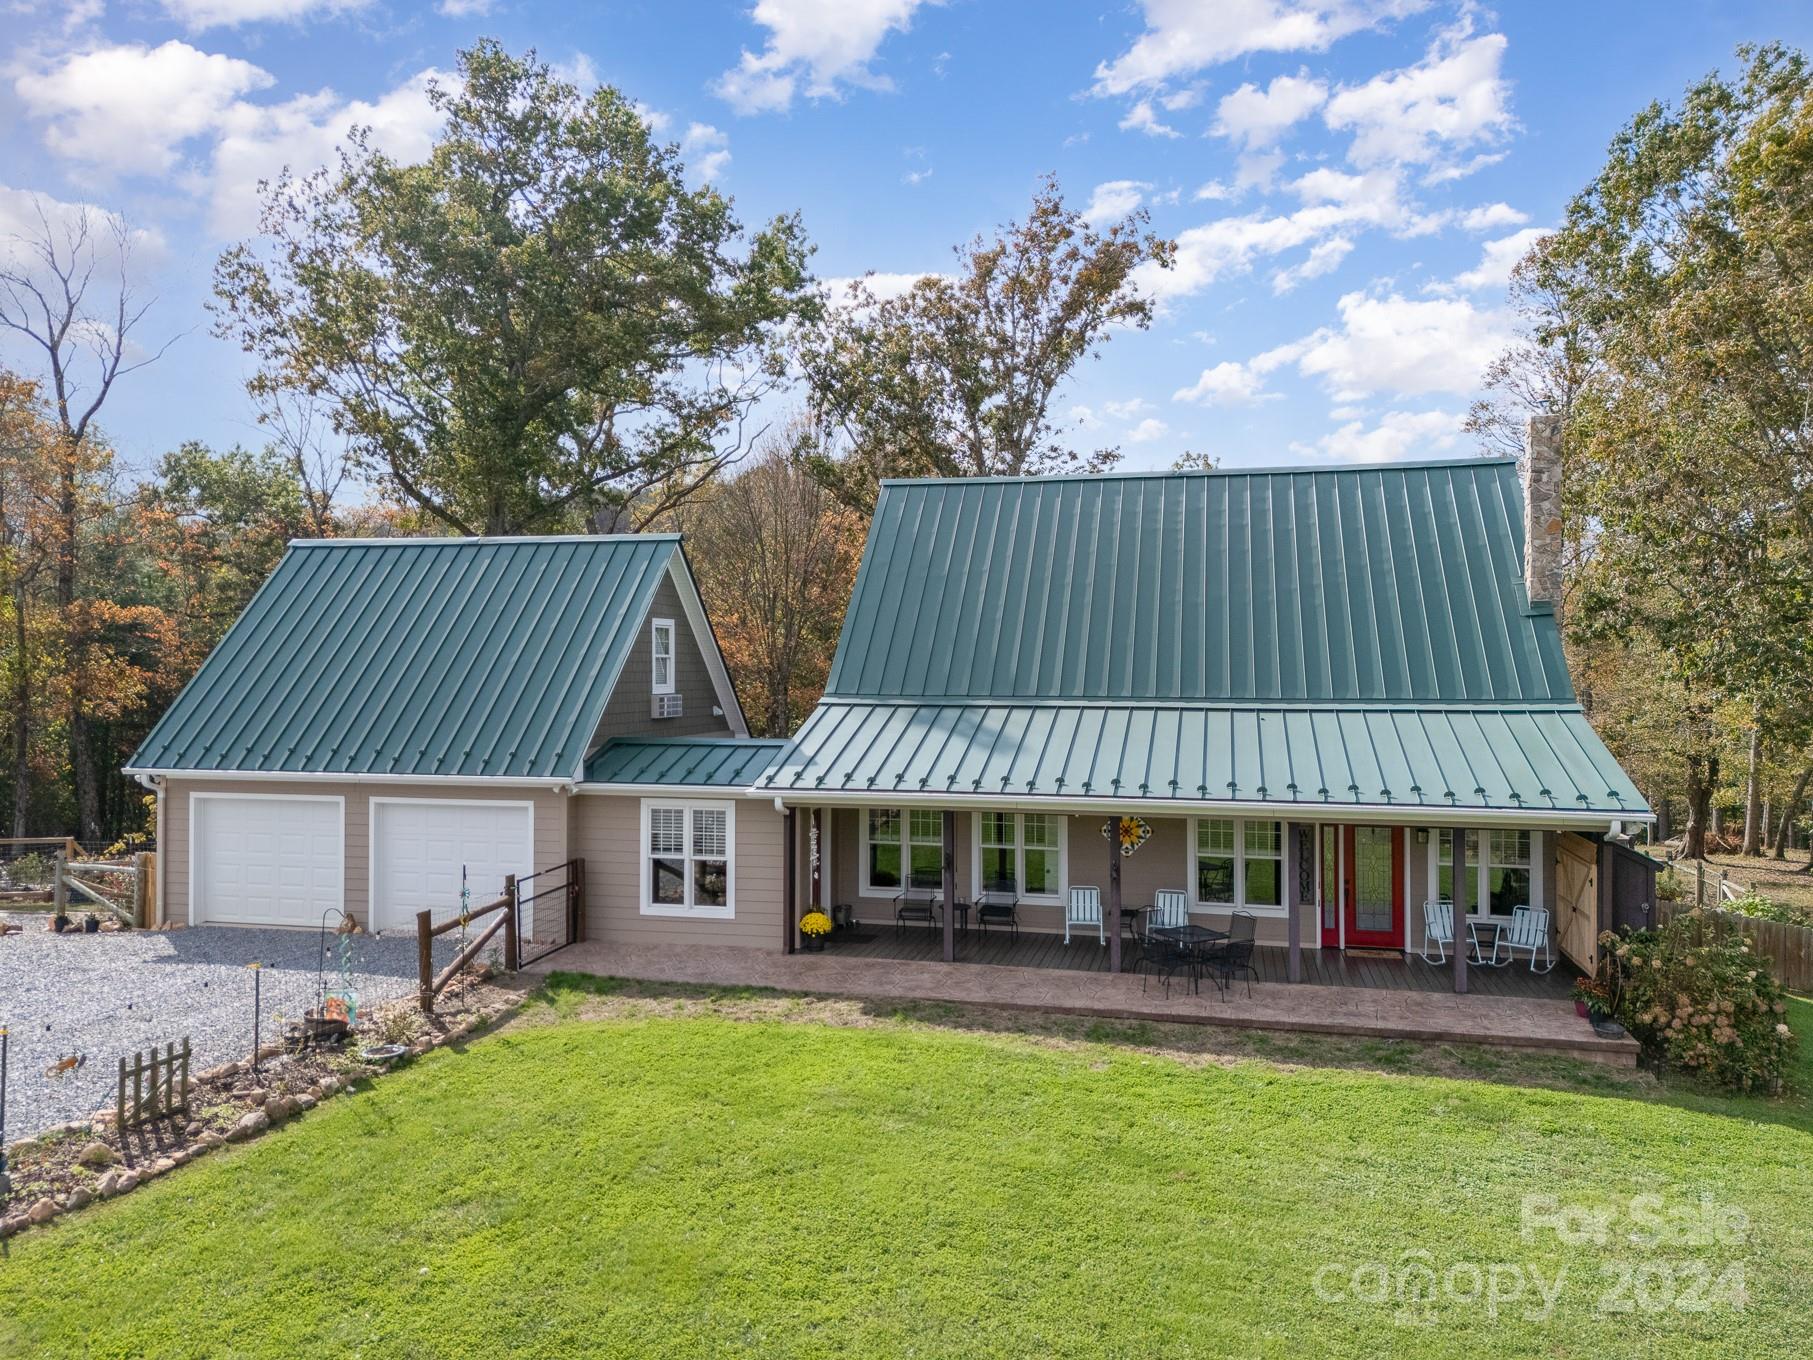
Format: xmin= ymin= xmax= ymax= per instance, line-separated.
xmin=864 ymin=808 xmax=944 ymax=893
xmin=651 ymin=619 xmax=675 ymax=695
xmin=642 ymin=799 xmax=733 ymax=918
xmin=976 ymin=812 xmax=1063 ymax=900
xmin=1193 ymin=817 xmax=1285 ymax=913
xmin=1435 ymin=829 xmax=1533 ymax=918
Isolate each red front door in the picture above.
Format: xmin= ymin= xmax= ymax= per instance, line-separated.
xmin=1343 ymin=826 xmax=1404 ymax=949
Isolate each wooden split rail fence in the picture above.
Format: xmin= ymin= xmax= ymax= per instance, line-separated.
xmin=417 ymin=878 xmax=519 ymax=1015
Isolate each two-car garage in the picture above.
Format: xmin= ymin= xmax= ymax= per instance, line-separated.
xmin=188 ymin=792 xmax=534 ymax=932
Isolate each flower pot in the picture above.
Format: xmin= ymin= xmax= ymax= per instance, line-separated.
xmin=1575 ymin=999 xmax=1589 ymax=1018
xmin=801 ymin=933 xmax=826 ymax=952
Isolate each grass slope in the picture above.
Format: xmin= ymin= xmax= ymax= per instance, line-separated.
xmin=1 ymin=981 xmax=1808 ymax=1360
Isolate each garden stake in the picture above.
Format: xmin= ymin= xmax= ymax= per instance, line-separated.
xmin=248 ymin=962 xmax=263 ymax=1074
xmin=0 ymin=1025 xmax=10 ymax=1198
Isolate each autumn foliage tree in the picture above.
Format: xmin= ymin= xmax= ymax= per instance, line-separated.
xmin=673 ymin=424 xmax=863 ymax=736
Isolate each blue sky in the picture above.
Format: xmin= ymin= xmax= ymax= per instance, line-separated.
xmin=3 ymin=0 xmax=1810 ymax=479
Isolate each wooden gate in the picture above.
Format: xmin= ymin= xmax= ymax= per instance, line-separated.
xmin=1555 ymin=833 xmax=1600 ymax=975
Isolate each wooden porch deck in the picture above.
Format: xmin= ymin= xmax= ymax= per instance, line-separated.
xmin=823 ymin=923 xmax=1577 ymax=1000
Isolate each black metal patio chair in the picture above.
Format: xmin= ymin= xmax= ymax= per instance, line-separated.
xmin=975 ymin=876 xmax=1021 ymax=938
xmin=1202 ymin=911 xmax=1258 ymax=998
xmin=893 ymin=878 xmax=942 ymax=934
xmin=1135 ymin=932 xmax=1199 ymax=997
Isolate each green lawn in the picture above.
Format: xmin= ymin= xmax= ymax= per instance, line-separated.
xmin=2 ymin=980 xmax=1809 ymax=1360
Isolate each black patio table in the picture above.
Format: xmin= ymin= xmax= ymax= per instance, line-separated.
xmin=1151 ymin=923 xmax=1229 ymax=955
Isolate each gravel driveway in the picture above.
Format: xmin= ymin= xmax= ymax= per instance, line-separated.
xmin=1 ymin=919 xmax=460 ymax=1141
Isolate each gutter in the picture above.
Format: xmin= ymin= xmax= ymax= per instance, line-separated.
xmin=751 ymin=785 xmax=1651 ymax=831
xmin=124 ymin=767 xmax=577 ymax=792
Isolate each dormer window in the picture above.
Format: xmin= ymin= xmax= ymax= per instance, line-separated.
xmin=651 ymin=619 xmax=675 ymax=695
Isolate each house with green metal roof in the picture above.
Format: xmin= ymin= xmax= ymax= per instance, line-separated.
xmin=128 ymin=425 xmax=1650 ymax=998
xmin=761 ymin=428 xmax=1652 ymax=989
xmin=126 ymin=534 xmax=791 ymax=950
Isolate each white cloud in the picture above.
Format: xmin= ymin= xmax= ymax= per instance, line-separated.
xmin=902 ymin=167 xmax=933 ymax=186
xmin=1459 ymin=202 xmax=1526 ymax=231
xmin=1271 ymin=235 xmax=1352 ymax=293
xmin=1443 ymin=226 xmax=1547 ymax=293
xmin=1194 ymin=180 xmax=1235 ymax=202
xmin=1092 ymin=0 xmax=1428 ymax=96
xmin=1119 ymin=98 xmax=1180 ymax=138
xmin=1082 ymin=179 xmax=1150 ymax=226
xmin=1126 ymin=416 xmax=1169 ymax=443
xmin=437 ymin=0 xmax=494 ymax=13
xmin=632 ymin=102 xmax=672 ymax=135
xmin=0 ymin=184 xmax=167 ymax=274
xmin=1069 ymin=403 xmax=1104 ymax=431
xmin=1212 ymin=70 xmax=1326 ymax=149
xmin=681 ymin=122 xmax=730 ymax=182
xmin=1323 ymin=29 xmax=1513 ymax=175
xmin=1305 ymin=407 xmax=1465 ymax=460
xmin=208 ymin=70 xmax=446 ymax=236
xmin=1173 ymin=359 xmax=1277 ymax=406
xmin=821 ymin=271 xmax=938 ymax=307
xmin=1104 ymin=396 xmax=1153 ymax=420
xmin=714 ymin=0 xmax=935 ymax=115
xmin=1139 ymin=166 xmax=1431 ymax=302
xmin=16 ymin=41 xmax=274 ymax=174
xmin=159 ymin=0 xmax=367 ymax=28
xmin=1285 ymin=290 xmax=1508 ymax=400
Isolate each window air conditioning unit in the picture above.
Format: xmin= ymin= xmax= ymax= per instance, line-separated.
xmin=653 ymin=693 xmax=683 ymax=719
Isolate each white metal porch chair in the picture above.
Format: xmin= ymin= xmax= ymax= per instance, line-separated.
xmin=1146 ymin=889 xmax=1190 ymax=937
xmin=1065 ymin=885 xmax=1105 ymax=945
xmin=1490 ymin=905 xmax=1554 ymax=972
xmin=1418 ymin=899 xmax=1484 ymax=965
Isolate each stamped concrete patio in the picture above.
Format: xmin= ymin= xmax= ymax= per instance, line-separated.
xmin=531 ymin=939 xmax=1638 ymax=1067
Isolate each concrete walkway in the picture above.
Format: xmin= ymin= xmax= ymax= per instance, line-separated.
xmin=530 ymin=941 xmax=1639 ymax=1066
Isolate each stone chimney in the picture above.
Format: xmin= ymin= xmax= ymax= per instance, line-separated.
xmin=1522 ymin=413 xmax=1563 ymax=615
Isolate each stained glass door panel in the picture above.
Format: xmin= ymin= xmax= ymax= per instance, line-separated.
xmin=1343 ymin=826 xmax=1403 ymax=948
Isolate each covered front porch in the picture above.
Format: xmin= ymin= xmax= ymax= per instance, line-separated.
xmin=812 ymin=917 xmax=1577 ymax=1001
xmin=784 ymin=801 xmax=1601 ymax=997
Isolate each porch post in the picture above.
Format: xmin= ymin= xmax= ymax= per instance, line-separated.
xmin=783 ymin=808 xmax=797 ymax=954
xmin=941 ymin=809 xmax=957 ymax=964
xmin=1452 ymin=829 xmax=1468 ymax=994
xmin=1108 ymin=828 xmax=1123 ymax=975
xmin=1286 ymin=823 xmax=1302 ymax=983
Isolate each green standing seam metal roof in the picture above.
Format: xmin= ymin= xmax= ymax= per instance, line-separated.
xmin=770 ymin=461 xmax=1648 ymax=818
xmin=129 ymin=536 xmax=679 ymax=780
xmin=585 ymin=738 xmax=788 ymax=788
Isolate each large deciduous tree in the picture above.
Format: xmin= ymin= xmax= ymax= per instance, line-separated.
xmin=798 ymin=176 xmax=1174 ymax=510
xmin=0 ymin=201 xmax=170 ymax=841
xmin=670 ymin=422 xmax=863 ymax=736
xmin=215 ymin=41 xmax=817 ymax=537
xmin=1482 ymin=44 xmax=1813 ymax=859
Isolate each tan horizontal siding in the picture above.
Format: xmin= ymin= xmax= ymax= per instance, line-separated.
xmin=163 ymin=777 xmax=568 ymax=929
xmin=569 ymin=793 xmax=783 ymax=949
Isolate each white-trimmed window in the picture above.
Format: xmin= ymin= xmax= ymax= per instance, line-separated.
xmin=1192 ymin=817 xmax=1286 ymax=914
xmin=975 ymin=812 xmax=1064 ymax=901
xmin=1434 ymin=829 xmax=1533 ymax=919
xmin=641 ymin=799 xmax=733 ymax=918
xmin=651 ymin=619 xmax=675 ymax=695
xmin=864 ymin=808 xmax=944 ymax=894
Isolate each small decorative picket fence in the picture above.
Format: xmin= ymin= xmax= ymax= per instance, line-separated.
xmin=117 ymin=1039 xmax=191 ymax=1130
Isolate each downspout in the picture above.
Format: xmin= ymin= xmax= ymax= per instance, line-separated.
xmin=131 ymin=772 xmax=165 ymax=928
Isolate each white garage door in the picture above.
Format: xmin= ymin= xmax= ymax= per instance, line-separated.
xmin=193 ymin=795 xmax=344 ymax=927
xmin=370 ymin=800 xmax=533 ymax=933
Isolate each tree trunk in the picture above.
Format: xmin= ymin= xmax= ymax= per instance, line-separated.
xmin=71 ymin=713 xmax=103 ymax=843
xmin=1655 ymin=799 xmax=1672 ymax=844
xmin=1683 ymin=753 xmax=1718 ymax=861
xmin=1741 ymin=723 xmax=1764 ymax=856
xmin=1773 ymin=766 xmax=1812 ymax=859
xmin=10 ymin=579 xmax=29 ymax=837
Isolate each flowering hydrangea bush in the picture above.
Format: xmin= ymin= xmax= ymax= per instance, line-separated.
xmin=1601 ymin=911 xmax=1796 ymax=1093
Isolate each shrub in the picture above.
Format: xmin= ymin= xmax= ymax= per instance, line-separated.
xmin=1600 ymin=912 xmax=1796 ymax=1093
xmin=1654 ymin=864 xmax=1683 ymax=901
xmin=1722 ymin=889 xmax=1811 ymax=928
xmin=6 ymin=851 xmax=52 ymax=886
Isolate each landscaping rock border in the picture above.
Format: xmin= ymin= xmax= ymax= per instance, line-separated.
xmin=1 ymin=984 xmax=522 ymax=1241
